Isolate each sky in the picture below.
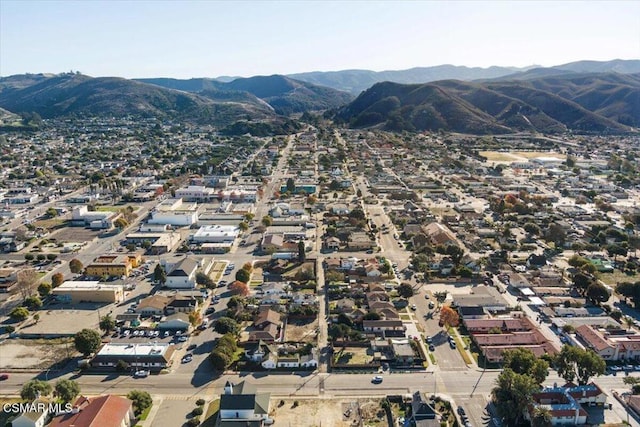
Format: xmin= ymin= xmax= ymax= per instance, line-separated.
xmin=1 ymin=0 xmax=639 ymax=79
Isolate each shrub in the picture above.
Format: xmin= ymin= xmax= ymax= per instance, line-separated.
xmin=192 ymin=407 xmax=203 ymax=416
xmin=196 ymin=398 xmax=205 ymax=406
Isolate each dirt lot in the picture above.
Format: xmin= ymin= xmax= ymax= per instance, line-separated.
xmin=284 ymin=318 xmax=318 ymax=343
xmin=270 ymin=398 xmax=384 ymax=427
xmin=332 ymin=347 xmax=372 ymax=365
xmin=0 ymin=338 xmax=76 ymax=369
xmin=479 ymin=150 xmax=565 ymax=162
xmin=49 ymin=226 xmax=101 ymax=243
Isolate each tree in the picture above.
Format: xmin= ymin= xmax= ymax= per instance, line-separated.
xmin=286 ymin=177 xmax=296 ymax=193
xmin=69 ymin=258 xmax=83 ymax=274
xmin=38 ymin=282 xmax=51 ymax=297
xmin=46 ymin=207 xmax=58 ymax=218
xmin=586 ymin=282 xmax=610 ymax=304
xmin=545 ymin=223 xmax=567 ymax=248
xmin=127 ymin=390 xmax=153 ymax=416
xmin=214 ymin=317 xmax=240 ymax=335
xmin=74 ymin=328 xmax=102 ymax=356
xmin=235 ymin=269 xmax=250 ymax=284
xmin=99 ymin=314 xmax=116 ymax=334
xmin=229 ymin=281 xmax=249 ymax=296
xmin=153 ymin=264 xmax=166 ymax=285
xmin=491 ymin=368 xmax=539 ymax=426
xmin=10 ymin=306 xmax=29 ymax=321
xmin=115 ymin=359 xmax=130 ymax=372
xmin=16 ymin=268 xmax=38 ymax=300
xmin=21 ymin=379 xmax=52 ymax=400
xmin=227 ymin=296 xmax=244 ymax=310
xmin=209 ymin=350 xmax=231 ymax=371
xmin=55 ymin=379 xmax=80 ymax=403
xmin=523 ymin=223 xmax=541 ymax=236
xmin=397 ymin=283 xmax=414 ymax=298
xmin=444 ymin=244 xmax=464 ymax=266
xmin=531 ymin=407 xmax=553 ymax=427
xmin=329 ymin=323 xmax=351 ymax=341
xmin=24 ymin=253 xmax=35 ymax=261
xmin=363 ymin=312 xmax=381 ymax=320
xmin=238 ymin=221 xmax=249 ymax=232
xmin=195 ymin=272 xmax=214 ymax=288
xmin=24 ymin=295 xmax=42 ymax=309
xmin=52 ymin=272 xmax=64 ymax=288
xmin=554 ymin=345 xmax=606 ymax=385
xmin=46 ymin=254 xmax=57 ymax=261
xmin=261 ymin=215 xmax=273 ymax=227
xmin=502 ymin=348 xmax=549 ymax=385
xmin=114 ymin=217 xmax=128 ymax=230
xmin=573 ymin=273 xmax=592 ymax=294
xmin=439 ymin=306 xmax=460 ymax=328
xmin=188 ymin=311 xmax=202 ymax=327
xmin=297 ymin=240 xmax=306 ymax=262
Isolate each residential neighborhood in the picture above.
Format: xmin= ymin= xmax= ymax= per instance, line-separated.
xmin=1 ymin=121 xmax=639 ymax=427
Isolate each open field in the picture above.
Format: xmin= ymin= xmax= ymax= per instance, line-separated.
xmin=49 ymin=226 xmax=101 ymax=243
xmin=479 ymin=150 xmax=566 ymax=162
xmin=332 ymin=347 xmax=372 ymax=365
xmin=32 ymin=218 xmax=66 ymax=230
xmin=0 ymin=338 xmax=75 ymax=369
xmin=284 ymin=318 xmax=318 ymax=343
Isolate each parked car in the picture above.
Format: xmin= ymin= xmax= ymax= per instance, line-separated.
xmin=133 ymin=370 xmax=149 ymax=378
xmin=163 ymin=331 xmax=170 ymax=338
xmin=371 ymin=375 xmax=383 ymax=384
xmin=181 ymin=354 xmax=193 ymax=363
xmin=0 ymin=373 xmax=9 ymax=380
xmin=429 ymin=344 xmax=435 ymax=352
xmin=178 ymin=336 xmax=188 ymax=342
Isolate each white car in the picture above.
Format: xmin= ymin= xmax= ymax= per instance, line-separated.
xmin=178 ymin=336 xmax=188 ymax=342
xmin=372 ymin=375 xmax=383 ymax=384
xmin=133 ymin=370 xmax=149 ymax=378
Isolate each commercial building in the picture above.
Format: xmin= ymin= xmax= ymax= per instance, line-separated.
xmin=91 ymin=342 xmax=175 ymax=371
xmin=192 ymin=225 xmax=239 ymax=244
xmin=71 ymin=205 xmax=118 ymax=229
xmin=84 ymin=253 xmax=142 ymax=277
xmin=148 ymin=198 xmax=198 ymax=226
xmin=52 ymin=281 xmax=124 ymax=304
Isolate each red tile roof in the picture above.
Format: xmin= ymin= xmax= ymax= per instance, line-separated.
xmin=49 ymin=395 xmax=132 ymax=427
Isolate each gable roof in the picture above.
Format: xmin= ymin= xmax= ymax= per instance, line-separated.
xmin=168 ymin=257 xmax=199 ymax=277
xmin=49 ymin=395 xmax=132 ymax=427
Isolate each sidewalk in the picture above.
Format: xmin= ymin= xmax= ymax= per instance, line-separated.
xmin=138 ymin=395 xmax=163 ymax=427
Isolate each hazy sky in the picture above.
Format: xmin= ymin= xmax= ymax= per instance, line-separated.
xmin=1 ymin=0 xmax=638 ymax=78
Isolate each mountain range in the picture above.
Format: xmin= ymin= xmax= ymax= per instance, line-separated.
xmin=0 ymin=59 xmax=637 ymax=135
xmin=335 ymin=71 xmax=640 ymax=134
xmin=288 ymin=59 xmax=640 ymax=94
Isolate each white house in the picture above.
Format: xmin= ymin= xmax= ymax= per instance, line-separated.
xmin=10 ymin=398 xmax=51 ymax=427
xmin=219 ymin=381 xmax=271 ymax=424
xmin=162 ymin=256 xmax=212 ymax=289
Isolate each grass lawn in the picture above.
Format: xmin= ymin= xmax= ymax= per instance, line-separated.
xmin=428 ymin=352 xmax=436 ymax=365
xmin=600 ymin=270 xmax=638 ymax=286
xmin=201 ymin=399 xmax=220 ymax=427
xmin=138 ymin=405 xmax=152 ymax=421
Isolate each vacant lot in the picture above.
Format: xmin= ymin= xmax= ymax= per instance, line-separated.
xmin=50 ymin=226 xmax=101 ymax=243
xmin=479 ymin=150 xmax=565 ymax=162
xmin=284 ymin=318 xmax=318 ymax=343
xmin=270 ymin=398 xmax=384 ymax=427
xmin=332 ymin=347 xmax=372 ymax=365
xmin=0 ymin=338 xmax=76 ymax=369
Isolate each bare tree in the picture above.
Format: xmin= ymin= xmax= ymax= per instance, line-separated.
xmin=15 ymin=268 xmax=38 ymax=300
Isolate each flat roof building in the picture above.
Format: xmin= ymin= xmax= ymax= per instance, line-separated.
xmin=52 ymin=280 xmax=124 ymax=304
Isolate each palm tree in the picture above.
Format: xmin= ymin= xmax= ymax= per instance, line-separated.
xmin=531 ymin=406 xmax=552 ymax=427
xmin=624 ymin=316 xmax=635 ymax=331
